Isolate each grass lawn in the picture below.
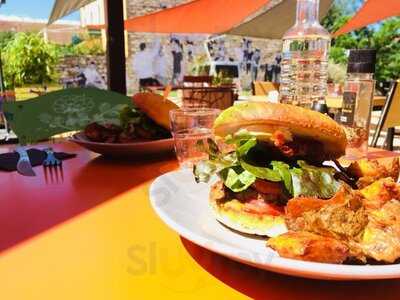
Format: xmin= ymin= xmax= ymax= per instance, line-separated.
xmin=15 ymin=84 xmax=63 ymax=101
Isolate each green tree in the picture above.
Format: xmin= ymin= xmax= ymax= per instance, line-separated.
xmin=369 ymin=19 xmax=400 ymax=82
xmin=3 ymin=32 xmax=59 ymax=87
xmin=322 ymin=2 xmax=400 ymax=82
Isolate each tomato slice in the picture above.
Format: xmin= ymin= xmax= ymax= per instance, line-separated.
xmin=243 ymin=199 xmax=284 ymax=216
xmin=252 ymin=179 xmax=283 ymax=195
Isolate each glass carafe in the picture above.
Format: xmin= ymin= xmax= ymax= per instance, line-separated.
xmin=279 ymin=0 xmax=331 ymax=108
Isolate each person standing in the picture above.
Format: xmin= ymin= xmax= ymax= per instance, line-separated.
xmin=132 ymin=39 xmax=161 ymax=89
xmin=171 ymin=39 xmax=183 ymax=85
xmin=242 ymin=39 xmax=248 ymax=72
xmin=251 ymin=49 xmax=261 ymax=82
xmin=264 ymin=64 xmax=274 ymax=82
xmin=235 ymin=42 xmax=245 ymax=70
xmin=154 ymin=47 xmax=169 ymax=86
xmin=215 ymin=39 xmax=227 ymax=61
xmin=273 ymin=54 xmax=282 ymax=83
xmin=186 ymin=40 xmax=194 ymax=63
xmin=245 ymin=40 xmax=253 ymax=74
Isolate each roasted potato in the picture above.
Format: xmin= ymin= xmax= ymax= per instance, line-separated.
xmin=267 ymin=231 xmax=349 ymax=264
xmin=285 ymin=186 xmax=367 ymax=241
xmin=359 ymin=177 xmax=400 ymax=210
xmin=358 ymin=200 xmax=400 ymax=263
xmin=272 ymin=170 xmax=400 ymax=264
xmin=285 ymin=184 xmax=362 ymax=218
xmin=347 ymin=158 xmax=399 ymax=188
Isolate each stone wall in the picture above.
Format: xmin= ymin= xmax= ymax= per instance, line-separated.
xmin=124 ymin=0 xmax=284 ymax=94
xmin=57 ymin=55 xmax=107 ymax=82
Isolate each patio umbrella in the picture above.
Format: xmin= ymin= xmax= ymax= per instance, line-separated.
xmin=48 ymin=0 xmax=96 ymax=25
xmin=226 ymin=0 xmax=333 ymax=39
xmin=125 ymin=0 xmax=271 ymax=34
xmin=334 ymin=0 xmax=400 ymax=37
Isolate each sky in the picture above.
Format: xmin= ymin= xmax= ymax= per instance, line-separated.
xmin=0 ymin=0 xmax=80 ymax=21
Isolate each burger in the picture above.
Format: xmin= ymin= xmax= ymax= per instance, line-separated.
xmin=194 ymin=102 xmax=347 ymax=237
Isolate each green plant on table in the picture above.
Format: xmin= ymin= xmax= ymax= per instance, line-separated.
xmin=213 ymin=70 xmax=233 ymax=86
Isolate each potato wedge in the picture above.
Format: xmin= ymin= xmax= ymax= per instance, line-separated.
xmin=359 ymin=177 xmax=400 ymax=210
xmin=267 ymin=231 xmax=349 ymax=264
xmin=347 ymin=158 xmax=399 ymax=188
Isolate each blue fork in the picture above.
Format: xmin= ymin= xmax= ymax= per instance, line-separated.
xmin=43 ymin=147 xmax=61 ymax=167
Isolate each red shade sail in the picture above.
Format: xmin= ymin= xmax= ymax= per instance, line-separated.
xmin=334 ymin=0 xmax=400 ymax=37
xmin=125 ymin=0 xmax=270 ymax=34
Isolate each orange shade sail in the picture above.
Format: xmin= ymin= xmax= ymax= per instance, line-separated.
xmin=334 ymin=0 xmax=400 ymax=37
xmin=125 ymin=0 xmax=270 ymax=34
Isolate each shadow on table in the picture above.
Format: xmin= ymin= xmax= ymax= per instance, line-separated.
xmin=181 ymin=238 xmax=400 ymax=300
xmin=72 ymin=152 xmax=177 ymax=191
xmin=0 ymin=148 xmax=177 ymax=254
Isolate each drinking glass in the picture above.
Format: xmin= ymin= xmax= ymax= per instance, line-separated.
xmin=169 ymin=108 xmax=220 ymax=168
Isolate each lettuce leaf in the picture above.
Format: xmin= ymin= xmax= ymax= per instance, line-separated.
xmin=271 ymin=161 xmax=293 ymax=195
xmin=193 ymin=131 xmax=340 ymax=198
xmin=219 ymin=166 xmax=256 ymax=192
xmin=193 ymin=139 xmax=238 ymax=183
xmin=119 ymin=105 xmax=141 ymax=128
xmin=236 ymin=138 xmax=257 ymax=157
xmin=241 ymin=160 xmax=281 ymax=182
xmin=193 ymin=160 xmax=217 ymax=183
xmin=289 ymin=161 xmax=340 ymax=198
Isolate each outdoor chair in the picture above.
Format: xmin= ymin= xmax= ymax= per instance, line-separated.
xmin=252 ymin=81 xmax=280 ymax=96
xmin=182 ymin=75 xmax=234 ymax=110
xmin=371 ymin=80 xmax=400 ymax=150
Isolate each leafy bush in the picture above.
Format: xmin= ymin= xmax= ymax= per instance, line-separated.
xmin=0 ymin=31 xmax=16 ymax=50
xmin=73 ymin=38 xmax=104 ymax=55
xmin=54 ymin=37 xmax=105 ymax=57
xmin=3 ymin=32 xmax=59 ymax=87
xmin=53 ymin=44 xmax=76 ymax=57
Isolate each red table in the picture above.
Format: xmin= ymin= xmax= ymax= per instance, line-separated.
xmin=1 ymin=141 xmax=400 ymax=299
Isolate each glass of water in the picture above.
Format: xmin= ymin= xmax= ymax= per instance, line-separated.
xmin=169 ymin=108 xmax=220 ymax=168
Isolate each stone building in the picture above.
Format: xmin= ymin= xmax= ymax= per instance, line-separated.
xmin=80 ymin=0 xmax=283 ymax=93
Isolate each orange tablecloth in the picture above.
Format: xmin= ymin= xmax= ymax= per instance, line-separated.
xmin=1 ymin=141 xmax=400 ymax=299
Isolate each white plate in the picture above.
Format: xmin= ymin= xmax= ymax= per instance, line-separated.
xmin=149 ymin=169 xmax=400 ymax=280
